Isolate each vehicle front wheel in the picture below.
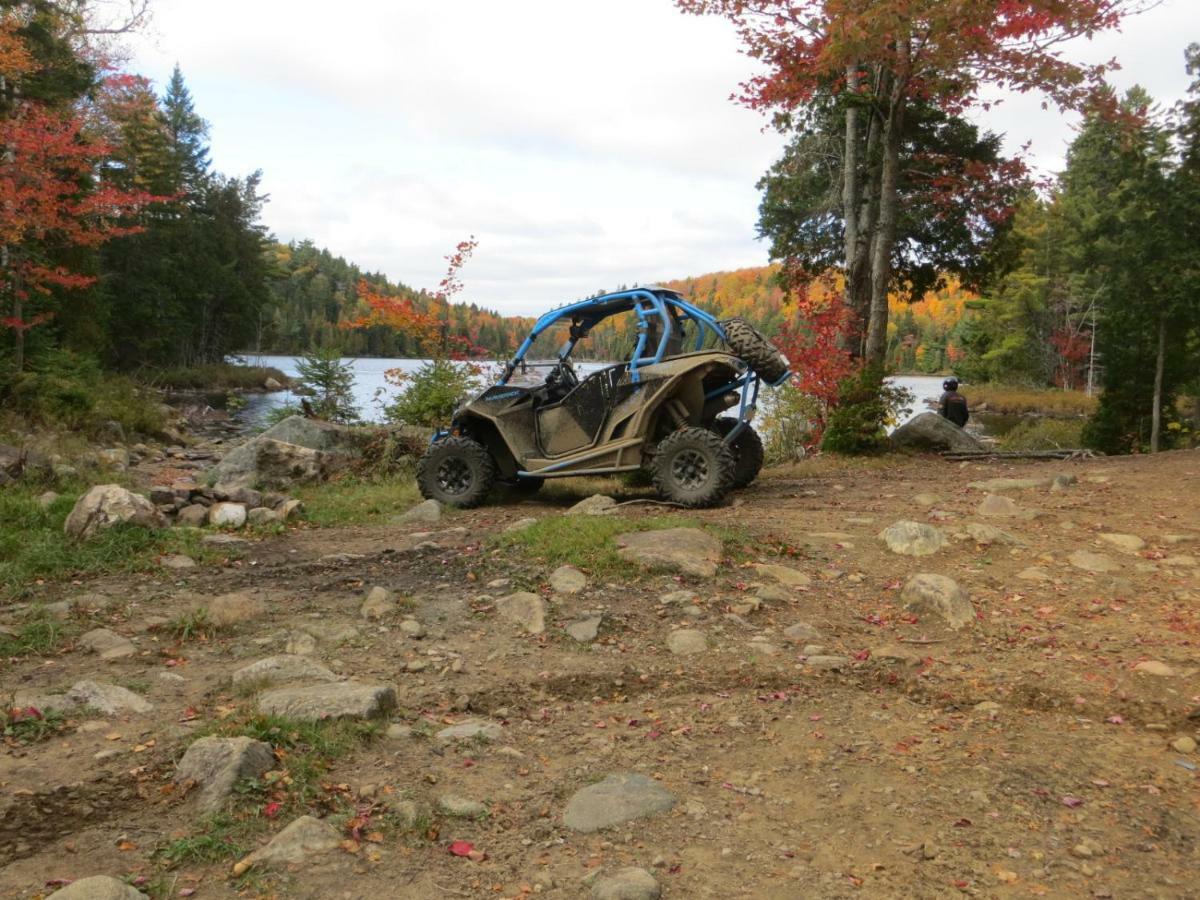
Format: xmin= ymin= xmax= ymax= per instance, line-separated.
xmin=416 ymin=436 xmax=497 ymax=508
xmin=651 ymin=426 xmax=735 ymax=508
xmin=710 ymin=418 xmax=765 ymax=489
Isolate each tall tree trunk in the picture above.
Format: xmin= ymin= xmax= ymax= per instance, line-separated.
xmin=864 ymin=88 xmax=905 ymax=365
xmin=841 ymin=64 xmax=864 ymax=353
xmin=1150 ymin=312 xmax=1166 ymax=453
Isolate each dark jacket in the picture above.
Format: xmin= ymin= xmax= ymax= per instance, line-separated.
xmin=939 ymin=390 xmax=969 ymax=428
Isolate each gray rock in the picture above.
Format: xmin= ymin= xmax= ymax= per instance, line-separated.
xmin=46 ymin=876 xmax=147 ymax=899
xmin=205 ymin=592 xmax=267 ymax=627
xmin=566 ymin=615 xmax=602 ymax=643
xmin=563 ymin=773 xmax=677 ymax=832
xmin=616 ymin=528 xmax=723 ymax=578
xmin=961 ymin=522 xmax=1021 ymax=546
xmin=175 ymin=736 xmax=275 ymax=812
xmin=890 ymin=412 xmax=983 ymax=453
xmin=232 ymin=655 xmax=336 ymax=687
xmin=96 ymin=448 xmax=129 ymax=470
xmin=1051 ymin=474 xmax=1077 ymax=492
xmin=1069 ymin=550 xmax=1120 ymax=574
xmin=285 ymin=631 xmax=318 ymax=655
xmin=38 ymin=490 xmax=60 ymax=509
xmin=257 ymin=683 xmax=396 ymax=720
xmin=967 ymin=476 xmax=1053 ymax=492
xmin=234 ymin=815 xmax=340 ymax=871
xmin=360 ymin=586 xmax=397 ymax=620
xmin=977 ymin=494 xmax=1034 ymax=519
xmin=751 ymin=563 xmax=811 ymax=587
xmin=913 ymin=493 xmax=941 ymax=508
xmin=1162 ymin=533 xmax=1198 ymax=546
xmin=398 ymin=499 xmax=442 ymax=524
xmin=901 ymin=574 xmax=975 ymax=629
xmin=64 ymin=484 xmax=165 ymax=540
xmin=549 ymin=564 xmax=588 ymax=594
xmin=659 ymin=589 xmax=699 ymax=605
xmin=782 ymin=622 xmax=821 ymax=643
xmin=1098 ymin=533 xmax=1145 ymax=554
xmin=496 ymin=591 xmax=546 ymax=634
xmin=505 ymin=517 xmax=538 ymax=532
xmin=201 ymin=532 xmax=250 ymax=547
xmin=436 ymin=720 xmax=503 ymax=743
xmin=277 ymin=498 xmax=304 ymax=520
xmin=567 ymin=494 xmax=618 ymax=516
xmin=159 ymin=553 xmax=197 ymax=570
xmin=438 ymin=795 xmax=489 ymax=817
xmin=209 ymin=502 xmax=247 ymax=529
xmin=176 ymin=504 xmax=209 ymax=527
xmin=79 ymin=628 xmax=135 ymax=660
xmin=210 ymin=416 xmax=383 ymax=492
xmin=878 ymin=521 xmax=944 ymax=556
xmin=399 ymin=618 xmax=427 ymax=639
xmin=754 ymin=583 xmax=791 ymax=603
xmin=264 ymin=377 xmax=284 ymax=391
xmin=67 ymin=680 xmax=153 ymax=715
xmin=247 ymin=506 xmax=281 ymax=526
xmin=592 ymin=867 xmax=662 ymax=900
xmin=666 ymin=629 xmax=707 ymax=655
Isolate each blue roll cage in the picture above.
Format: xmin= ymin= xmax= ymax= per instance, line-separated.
xmin=495 ymin=288 xmax=762 ymax=444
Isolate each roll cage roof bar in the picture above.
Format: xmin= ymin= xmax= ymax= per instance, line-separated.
xmin=499 ymin=288 xmax=729 ymax=385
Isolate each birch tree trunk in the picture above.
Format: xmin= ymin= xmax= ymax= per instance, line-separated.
xmin=1150 ymin=312 xmax=1165 ymax=453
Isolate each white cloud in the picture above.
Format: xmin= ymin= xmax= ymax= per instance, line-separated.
xmin=128 ymin=0 xmax=1196 ymax=315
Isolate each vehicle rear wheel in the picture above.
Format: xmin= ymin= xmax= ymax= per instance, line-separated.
xmin=710 ymin=418 xmax=765 ymax=489
xmin=416 ymin=436 xmax=497 ymax=508
xmin=722 ymin=317 xmax=789 ymax=383
xmin=651 ymin=426 xmax=735 ymax=508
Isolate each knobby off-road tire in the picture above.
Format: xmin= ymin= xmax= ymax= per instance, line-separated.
xmin=710 ymin=417 xmax=765 ymax=489
xmin=416 ymin=436 xmax=497 ymax=508
xmin=651 ymin=426 xmax=736 ymax=508
xmin=722 ymin=317 xmax=789 ymax=383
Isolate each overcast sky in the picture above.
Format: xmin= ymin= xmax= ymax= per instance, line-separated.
xmin=127 ymin=0 xmax=1197 ymax=316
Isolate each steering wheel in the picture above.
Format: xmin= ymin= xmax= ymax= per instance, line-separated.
xmin=549 ymin=358 xmax=578 ymax=391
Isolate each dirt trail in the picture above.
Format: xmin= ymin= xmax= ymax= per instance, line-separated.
xmin=2 ymin=451 xmax=1199 ymax=898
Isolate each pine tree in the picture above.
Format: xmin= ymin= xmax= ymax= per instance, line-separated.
xmin=162 ymin=64 xmax=210 ymax=194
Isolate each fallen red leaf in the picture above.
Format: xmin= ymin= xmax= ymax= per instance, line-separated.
xmin=449 ymin=840 xmax=475 ymax=857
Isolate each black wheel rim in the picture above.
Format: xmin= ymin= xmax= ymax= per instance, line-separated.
xmin=671 ymin=448 xmax=709 ymax=489
xmin=436 ymin=457 xmax=473 ymax=495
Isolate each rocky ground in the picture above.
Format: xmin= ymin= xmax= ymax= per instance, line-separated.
xmin=2 ymin=448 xmax=1199 ymax=899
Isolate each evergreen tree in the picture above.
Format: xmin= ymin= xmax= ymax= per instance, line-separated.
xmin=162 ymin=63 xmax=210 ymax=193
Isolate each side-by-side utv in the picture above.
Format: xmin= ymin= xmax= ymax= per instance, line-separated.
xmin=416 ymin=287 xmax=791 ymax=508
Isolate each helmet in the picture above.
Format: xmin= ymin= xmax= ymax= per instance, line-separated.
xmin=943 ymin=377 xmax=959 ymax=391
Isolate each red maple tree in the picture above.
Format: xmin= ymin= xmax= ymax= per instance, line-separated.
xmin=0 ymin=23 xmax=155 ymax=368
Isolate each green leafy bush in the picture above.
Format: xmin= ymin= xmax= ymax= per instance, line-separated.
xmin=759 ymin=382 xmax=822 ymax=464
xmin=821 ymin=365 xmax=912 ymax=455
xmin=292 ymin=347 xmax=359 ymax=423
xmin=385 ymin=359 xmax=476 ymax=428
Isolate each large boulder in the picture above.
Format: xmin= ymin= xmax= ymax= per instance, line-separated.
xmin=210 ymin=416 xmax=405 ymax=492
xmin=616 ymin=528 xmax=723 ymax=578
xmin=891 ymin=412 xmax=983 ymax=454
xmin=64 ymin=484 xmax=166 ymax=540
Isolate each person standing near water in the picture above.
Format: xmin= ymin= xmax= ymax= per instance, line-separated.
xmin=939 ymin=378 xmax=970 ymax=428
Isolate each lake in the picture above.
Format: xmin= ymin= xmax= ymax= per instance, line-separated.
xmin=233 ymin=354 xmax=969 ymax=435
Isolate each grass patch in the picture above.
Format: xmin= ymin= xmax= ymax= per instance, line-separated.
xmin=0 ymin=609 xmax=71 ymax=657
xmin=291 ymin=475 xmax=421 ymax=527
xmin=156 ymin=812 xmax=259 ymax=868
xmin=146 ymin=362 xmax=290 ymax=392
xmin=200 ymin=713 xmax=382 ymax=812
xmin=968 ymin=383 xmax=1096 ymax=417
xmin=998 ymin=418 xmax=1086 ymax=451
xmin=1 ymin=704 xmax=69 ymax=744
xmin=167 ymin=608 xmax=216 ymax=643
xmin=0 ymin=485 xmax=221 ymax=600
xmin=496 ymin=513 xmax=704 ymax=577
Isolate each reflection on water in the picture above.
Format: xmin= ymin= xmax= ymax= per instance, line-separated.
xmin=232 ymin=354 xmax=991 ymax=437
